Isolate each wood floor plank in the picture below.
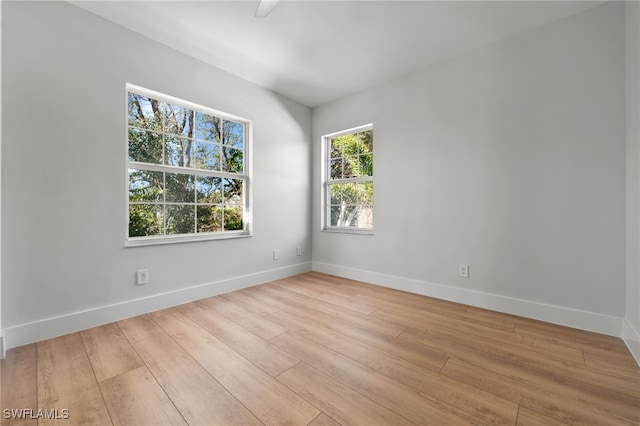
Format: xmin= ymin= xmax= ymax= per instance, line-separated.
xmin=263 ymin=309 xmax=448 ymax=373
xmin=313 ymin=273 xmax=469 ymax=316
xmin=442 ymin=359 xmax=637 ymax=425
xmin=375 ymin=307 xmax=585 ymax=365
xmin=400 ymin=326 xmax=640 ymax=419
xmin=308 ymin=413 xmax=343 ymax=426
xmin=198 ymin=295 xmax=288 ymax=340
xmin=441 ymin=357 xmax=634 ymax=425
xmin=356 ymin=292 xmax=517 ymax=333
xmin=274 ymin=277 xmax=378 ymax=315
xmin=513 ymin=319 xmax=631 ymax=357
xmin=277 ymin=362 xmax=416 ymax=426
xmin=117 ymin=314 xmax=165 ymax=343
xmin=254 ymin=284 xmax=407 ymax=337
xmin=515 ymin=407 xmax=571 ymax=426
xmin=398 ymin=323 xmax=575 ymax=379
xmin=133 ymin=333 xmax=262 ymax=426
xmin=100 ymin=366 xmax=186 ymax=426
xmin=1 ymin=344 xmax=37 ymax=426
xmin=271 ymin=331 xmax=474 ymax=425
xmin=293 ymin=274 xmax=359 ymax=296
xmin=464 ymin=306 xmax=519 ymax=332
xmin=223 ymin=287 xmax=281 ymax=315
xmin=37 ymin=333 xmax=111 ymax=426
xmin=268 ymin=315 xmax=518 ymax=425
xmin=176 ymin=301 xmax=299 ymax=376
xmin=583 ymin=350 xmax=640 ymax=377
xmin=150 ymin=308 xmax=320 ymax=426
xmin=263 ymin=283 xmax=407 ymax=335
xmin=80 ymin=323 xmax=144 ymax=382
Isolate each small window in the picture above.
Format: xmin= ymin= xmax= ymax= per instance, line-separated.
xmin=126 ymin=85 xmax=251 ymax=246
xmin=323 ymin=124 xmax=373 ymax=233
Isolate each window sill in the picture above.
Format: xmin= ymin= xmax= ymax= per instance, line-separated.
xmin=322 ymin=227 xmax=373 ymax=236
xmin=125 ymin=231 xmax=252 ymax=247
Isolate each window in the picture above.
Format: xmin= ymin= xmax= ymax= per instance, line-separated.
xmin=323 ymin=124 xmax=373 ymax=233
xmin=126 ymin=85 xmax=251 ymax=245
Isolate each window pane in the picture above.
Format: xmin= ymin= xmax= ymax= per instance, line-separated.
xmin=329 ymin=184 xmax=343 ymax=204
xmin=329 ymin=183 xmax=357 ymax=204
xmin=343 ymin=157 xmax=356 ymax=178
xmin=358 ymin=154 xmax=373 ymax=177
xmin=195 ymin=112 xmax=220 ymax=143
xmin=359 ymin=130 xmax=373 ymax=154
xmin=166 ymin=204 xmax=195 ymax=235
xmin=223 ymin=120 xmax=244 ymax=149
xmin=128 ymin=128 xmax=162 ymax=164
xmin=165 ymin=103 xmax=194 ymax=138
xmin=342 ymin=205 xmax=359 ymax=227
xmin=197 ymin=206 xmax=223 ymax=233
xmin=330 ymin=206 xmax=341 ymax=227
xmin=341 ymin=133 xmax=360 ymax=178
xmin=341 ymin=183 xmax=357 ymax=203
xmin=357 ymin=205 xmax=374 ymax=229
xmin=165 ymin=136 xmax=193 ymax=168
xmin=330 ymin=204 xmax=357 ymax=227
xmin=224 ymin=178 xmax=243 ymax=205
xmin=194 ymin=141 xmax=220 ymax=170
xmin=196 ymin=176 xmax=222 ymax=204
xmin=330 ymin=137 xmax=342 ymax=159
xmin=357 ymin=181 xmax=373 ymax=205
xmin=129 ymin=204 xmax=163 ymax=237
xmin=329 ymin=159 xmax=342 ymax=180
xmin=224 ymin=206 xmax=243 ymax=231
xmin=341 ymin=134 xmax=358 ymax=157
xmin=165 ymin=173 xmax=195 ymax=203
xmin=329 ymin=184 xmax=372 ymax=229
xmin=128 ymin=93 xmax=163 ymax=131
xmin=129 ymin=169 xmax=163 ymax=202
xmin=222 ymin=146 xmax=243 ymax=173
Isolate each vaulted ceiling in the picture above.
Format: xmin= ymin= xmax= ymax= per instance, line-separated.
xmin=72 ymin=1 xmax=604 ymax=107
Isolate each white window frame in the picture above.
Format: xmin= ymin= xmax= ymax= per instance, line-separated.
xmin=322 ymin=123 xmax=374 ymax=235
xmin=125 ymin=84 xmax=252 ymax=247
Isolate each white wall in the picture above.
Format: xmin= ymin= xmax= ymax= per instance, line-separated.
xmin=313 ymin=2 xmax=627 ymax=334
xmin=1 ymin=1 xmax=312 ymax=349
xmin=625 ymin=1 xmax=640 ymax=363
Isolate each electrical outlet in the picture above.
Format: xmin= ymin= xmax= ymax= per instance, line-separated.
xmin=136 ymin=269 xmax=149 ymax=285
xmin=273 ymin=249 xmax=280 ymax=261
xmin=459 ymin=264 xmax=469 ymax=278
xmin=296 ymin=247 xmax=302 ymax=256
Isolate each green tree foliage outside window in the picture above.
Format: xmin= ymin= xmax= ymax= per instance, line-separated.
xmin=327 ymin=128 xmax=373 ymax=229
xmin=127 ymin=89 xmax=248 ymax=240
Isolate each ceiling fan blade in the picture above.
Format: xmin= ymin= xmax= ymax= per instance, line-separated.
xmin=255 ymin=0 xmax=279 ymax=18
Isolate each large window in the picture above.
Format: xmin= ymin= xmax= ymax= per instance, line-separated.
xmin=323 ymin=124 xmax=373 ymax=233
xmin=126 ymin=85 xmax=251 ymax=245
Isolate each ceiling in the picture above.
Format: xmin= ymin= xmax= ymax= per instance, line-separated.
xmin=72 ymin=1 xmax=604 ymax=108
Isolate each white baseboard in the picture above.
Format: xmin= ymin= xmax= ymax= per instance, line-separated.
xmin=623 ymin=318 xmax=640 ymax=365
xmin=313 ymin=261 xmax=623 ymax=337
xmin=3 ymin=262 xmax=311 ymax=351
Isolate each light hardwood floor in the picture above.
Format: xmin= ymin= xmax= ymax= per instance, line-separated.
xmin=2 ymin=272 xmax=639 ymax=425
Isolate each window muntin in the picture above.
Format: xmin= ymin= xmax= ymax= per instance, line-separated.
xmin=126 ymin=85 xmax=251 ymax=245
xmin=324 ymin=125 xmax=373 ymax=232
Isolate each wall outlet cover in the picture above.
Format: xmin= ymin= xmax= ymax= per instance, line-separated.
xmin=459 ymin=264 xmax=469 ymax=278
xmin=136 ymin=269 xmax=149 ymax=285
